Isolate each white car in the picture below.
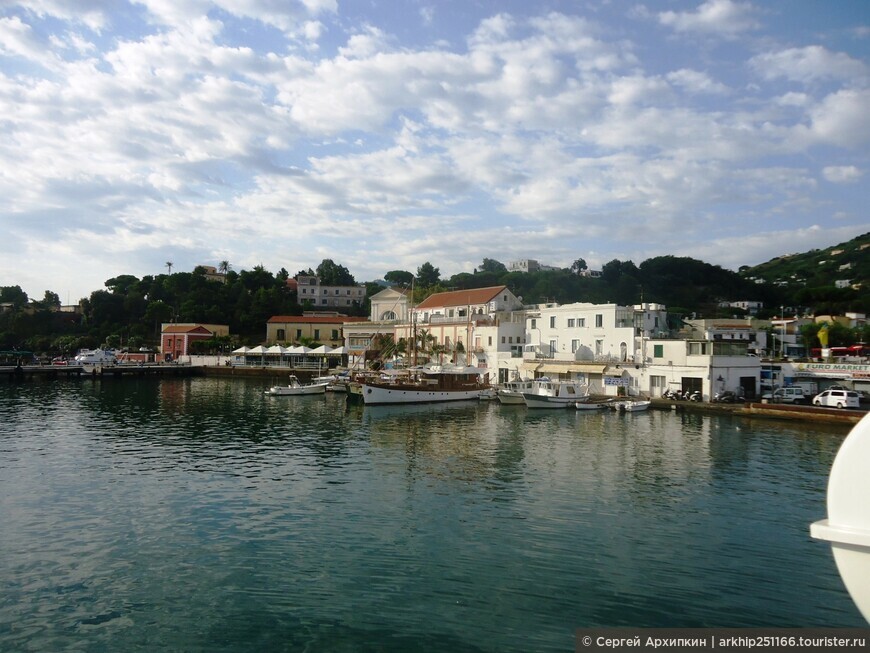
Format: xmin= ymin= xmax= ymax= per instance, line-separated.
xmin=813 ymin=389 xmax=860 ymax=409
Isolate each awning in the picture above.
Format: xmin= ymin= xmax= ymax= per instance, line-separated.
xmin=522 ymin=362 xmax=542 ymax=372
xmin=537 ymin=363 xmax=607 ymax=375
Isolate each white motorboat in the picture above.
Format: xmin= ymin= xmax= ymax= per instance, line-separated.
xmin=265 ymin=375 xmax=329 ymax=396
xmin=497 ymin=379 xmax=537 ymax=405
xmin=613 ymin=399 xmax=651 ymax=412
xmin=522 ymin=380 xmax=587 ymax=409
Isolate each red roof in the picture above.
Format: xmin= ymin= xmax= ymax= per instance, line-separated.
xmin=414 ymin=286 xmax=509 ymax=310
xmin=162 ymin=325 xmax=214 ymax=335
xmin=268 ymin=315 xmax=368 ymax=324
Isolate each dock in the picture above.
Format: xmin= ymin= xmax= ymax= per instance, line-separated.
xmin=0 ymin=364 xmax=203 ymax=381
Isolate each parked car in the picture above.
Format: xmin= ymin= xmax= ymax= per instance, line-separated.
xmin=813 ymin=389 xmax=861 ymax=409
xmin=761 ymin=387 xmax=808 ymax=404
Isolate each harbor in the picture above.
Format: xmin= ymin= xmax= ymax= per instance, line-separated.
xmin=0 ymin=376 xmax=863 ymax=652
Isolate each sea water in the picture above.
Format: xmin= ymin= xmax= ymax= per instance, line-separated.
xmin=0 ymin=377 xmax=863 ymax=652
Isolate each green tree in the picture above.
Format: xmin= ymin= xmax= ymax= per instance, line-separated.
xmin=316 ymin=259 xmax=355 ymax=285
xmin=571 ymin=258 xmax=587 ymax=273
xmin=37 ymin=290 xmax=61 ymax=310
xmin=384 ymin=270 xmax=414 ymax=286
xmin=0 ymin=285 xmax=28 ymax=308
xmin=476 ymin=258 xmax=507 ymax=275
xmin=416 ymin=262 xmax=440 ymax=288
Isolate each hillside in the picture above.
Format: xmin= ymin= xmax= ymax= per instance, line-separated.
xmin=740 ymin=232 xmax=870 ymax=289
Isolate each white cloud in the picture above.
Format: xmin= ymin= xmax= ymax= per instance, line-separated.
xmin=750 ymin=46 xmax=869 ymax=84
xmin=822 ymin=166 xmax=862 ymax=183
xmin=810 ymin=88 xmax=870 ymax=147
xmin=0 ymin=2 xmax=867 ymax=299
xmin=666 ymin=69 xmax=729 ymax=95
xmin=658 ymin=0 xmax=759 ymax=37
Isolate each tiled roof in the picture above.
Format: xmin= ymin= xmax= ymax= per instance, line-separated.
xmin=268 ymin=315 xmax=368 ymax=324
xmin=162 ymin=325 xmax=213 ymax=334
xmin=414 ymin=286 xmax=508 ymax=310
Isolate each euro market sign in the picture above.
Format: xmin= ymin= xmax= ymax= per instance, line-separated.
xmin=796 ymin=363 xmax=870 ymax=380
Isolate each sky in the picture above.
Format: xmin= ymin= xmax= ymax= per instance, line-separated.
xmin=1 ymin=0 xmax=869 ymax=303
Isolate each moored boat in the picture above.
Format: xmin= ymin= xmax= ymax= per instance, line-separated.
xmin=523 ymin=380 xmax=587 ymax=409
xmin=614 ymin=399 xmax=651 ymax=412
xmin=497 ymin=379 xmax=538 ymax=405
xmin=360 ymin=364 xmax=488 ymax=405
xmin=265 ymin=375 xmax=329 ymax=396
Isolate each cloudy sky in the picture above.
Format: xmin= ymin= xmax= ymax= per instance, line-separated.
xmin=1 ymin=0 xmax=868 ymax=302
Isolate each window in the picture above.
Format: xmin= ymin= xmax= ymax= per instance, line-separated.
xmin=314 ymin=329 xmax=320 ymax=340
xmin=571 ymin=339 xmax=579 ymax=353
xmin=530 ymin=318 xmax=536 ymax=329
xmin=549 ymin=339 xmax=557 ymax=355
xmin=595 ymin=314 xmax=603 ymax=328
xmin=277 ymin=329 xmax=285 ymax=341
xmin=568 ymin=318 xmax=575 ymax=328
xmin=488 ymin=336 xmax=492 ymax=346
xmin=502 ymin=336 xmax=506 ymax=344
xmin=321 ymin=299 xmax=327 ymax=304
xmin=653 ymin=344 xmax=664 ymax=358
xmin=296 ymin=329 xmax=302 ymax=339
xmin=331 ymin=330 xmax=339 ymax=340
xmin=508 ymin=336 xmax=513 ymax=343
xmin=578 ymin=318 xmax=585 ymax=327
xmin=335 ymin=289 xmax=339 ymax=295
xmin=550 ymin=316 xmax=556 ymax=328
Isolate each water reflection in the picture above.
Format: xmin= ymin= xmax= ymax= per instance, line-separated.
xmin=0 ymin=378 xmax=862 ymax=653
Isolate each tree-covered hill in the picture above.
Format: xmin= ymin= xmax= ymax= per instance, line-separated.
xmin=738 ymin=232 xmax=870 ymax=315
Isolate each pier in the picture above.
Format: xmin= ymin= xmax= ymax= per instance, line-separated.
xmin=0 ymin=364 xmax=203 ymax=381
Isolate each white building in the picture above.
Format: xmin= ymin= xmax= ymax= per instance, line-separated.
xmin=295 ymin=274 xmax=366 ymax=309
xmin=521 ymin=302 xmax=670 ymax=394
xmin=643 ymin=338 xmax=761 ymax=400
xmin=684 ymin=318 xmax=767 ymax=355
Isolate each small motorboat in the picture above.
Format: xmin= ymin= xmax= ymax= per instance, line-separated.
xmin=575 ymin=401 xmax=607 ymax=410
xmin=265 ymin=375 xmax=329 ymax=396
xmin=617 ymin=399 xmax=651 ymax=412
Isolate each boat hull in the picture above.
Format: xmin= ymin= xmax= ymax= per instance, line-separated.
xmin=497 ymin=390 xmax=527 ymax=405
xmin=265 ymin=383 xmax=328 ymax=396
xmin=360 ymin=383 xmax=482 ymax=405
xmin=522 ymin=394 xmax=577 ymax=409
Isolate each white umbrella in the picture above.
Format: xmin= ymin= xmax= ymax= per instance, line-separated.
xmin=328 ymin=346 xmax=348 ymax=355
xmin=266 ymin=345 xmax=287 ymax=355
xmin=247 ymin=345 xmax=268 ymax=354
xmin=287 ymin=345 xmax=311 ymax=355
xmin=231 ymin=346 xmax=250 ymax=355
xmin=309 ymin=345 xmax=332 ymax=355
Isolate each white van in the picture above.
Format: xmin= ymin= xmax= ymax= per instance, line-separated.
xmin=813 ymin=389 xmax=860 ymax=409
xmin=761 ymin=387 xmax=808 ymax=404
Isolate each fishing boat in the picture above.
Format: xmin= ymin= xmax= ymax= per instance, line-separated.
xmin=575 ymin=401 xmax=607 ymax=410
xmin=522 ymin=380 xmax=588 ymax=409
xmin=359 ymin=364 xmax=488 ymax=405
xmin=265 ymin=375 xmax=329 ymax=396
xmin=497 ymin=378 xmax=539 ymax=405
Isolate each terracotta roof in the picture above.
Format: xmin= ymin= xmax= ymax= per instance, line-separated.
xmin=268 ymin=315 xmax=368 ymax=324
xmin=414 ymin=286 xmax=509 ymax=310
xmin=162 ymin=325 xmax=213 ymax=334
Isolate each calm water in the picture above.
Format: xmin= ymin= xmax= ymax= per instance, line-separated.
xmin=0 ymin=377 xmax=863 ymax=652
